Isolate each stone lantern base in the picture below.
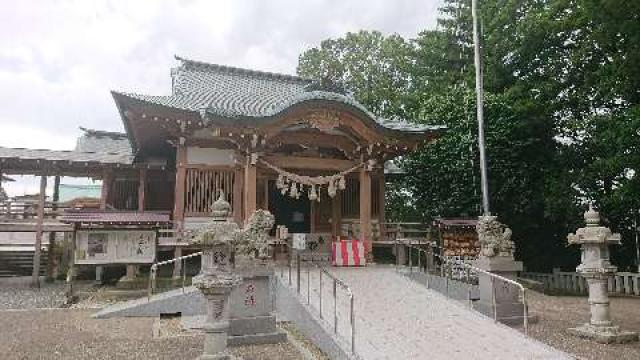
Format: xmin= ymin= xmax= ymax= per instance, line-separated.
xmin=568 ymin=324 xmax=638 ymax=344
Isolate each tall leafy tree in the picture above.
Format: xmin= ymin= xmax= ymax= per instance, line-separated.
xmin=297 ymin=0 xmax=640 ymax=270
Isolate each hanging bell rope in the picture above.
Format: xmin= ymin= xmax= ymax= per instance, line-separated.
xmin=258 ymin=158 xmax=363 ymax=201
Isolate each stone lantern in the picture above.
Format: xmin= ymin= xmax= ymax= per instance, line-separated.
xmin=567 ymin=205 xmax=638 ymax=343
xmin=191 ymin=191 xmax=242 ymax=360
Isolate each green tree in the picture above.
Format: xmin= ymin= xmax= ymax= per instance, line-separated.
xmin=297 ymin=0 xmax=640 ymax=270
xmin=297 ymin=30 xmax=415 ymax=119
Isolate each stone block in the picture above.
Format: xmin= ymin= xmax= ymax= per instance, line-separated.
xmin=568 ymin=324 xmax=639 ymax=344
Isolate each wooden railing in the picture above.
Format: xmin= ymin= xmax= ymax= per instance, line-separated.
xmin=339 ymin=220 xmax=432 ymax=243
xmin=0 ymin=201 xmax=69 ymax=220
xmin=520 ymin=269 xmax=640 ymax=296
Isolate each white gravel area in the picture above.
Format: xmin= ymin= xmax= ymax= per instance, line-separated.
xmin=0 ymin=308 xmax=311 ymax=360
xmin=527 ymin=290 xmax=640 ymax=360
xmin=0 ymin=277 xmax=67 ymax=310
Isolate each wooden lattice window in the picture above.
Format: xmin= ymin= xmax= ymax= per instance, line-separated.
xmin=340 ymin=176 xmax=381 ymax=218
xmin=110 ymin=179 xmax=138 ymax=210
xmin=185 ymin=168 xmax=235 ymax=216
xmin=341 ymin=178 xmax=359 ymax=218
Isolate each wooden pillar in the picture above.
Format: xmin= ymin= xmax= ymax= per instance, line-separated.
xmin=67 ymin=224 xmax=77 ymax=297
xmin=174 ymin=142 xmax=187 ymax=229
xmin=244 ymin=155 xmax=257 ymax=222
xmin=100 ymin=169 xmax=112 ymax=210
xmin=359 ymin=166 xmax=372 ymax=261
xmin=138 ymin=168 xmax=147 ymax=212
xmin=126 ymin=264 xmax=138 ymax=280
xmin=233 ymin=167 xmax=244 ymax=224
xmin=95 ymin=266 xmax=103 ymax=284
xmin=46 ymin=175 xmax=60 ymax=282
xmin=378 ymin=168 xmax=386 ymax=242
xmin=332 ymin=192 xmax=342 ymax=239
xmin=32 ymin=175 xmax=47 ymax=287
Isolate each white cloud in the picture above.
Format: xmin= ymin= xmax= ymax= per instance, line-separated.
xmin=0 ymin=0 xmax=442 ymax=196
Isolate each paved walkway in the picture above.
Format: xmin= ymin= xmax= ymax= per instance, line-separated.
xmin=283 ymin=265 xmax=571 ymax=360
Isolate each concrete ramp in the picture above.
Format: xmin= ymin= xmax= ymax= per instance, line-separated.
xmin=93 ymin=284 xmax=286 ymax=346
xmin=286 ymin=265 xmax=572 ymax=360
xmin=92 ymin=286 xmax=205 ymax=319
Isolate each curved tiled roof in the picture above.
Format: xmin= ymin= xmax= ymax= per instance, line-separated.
xmin=0 ymin=146 xmax=133 ymax=165
xmin=114 ymin=56 xmax=444 ymax=134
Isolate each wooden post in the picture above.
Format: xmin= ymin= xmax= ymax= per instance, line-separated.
xmin=264 ymin=178 xmax=270 ymax=210
xmin=32 ymin=175 xmax=47 ymax=287
xmin=244 ymin=155 xmax=257 ymax=222
xmin=46 ymin=175 xmax=60 ymax=282
xmin=233 ymin=167 xmax=244 ymax=225
xmin=138 ymin=168 xmax=147 ymax=212
xmin=67 ymin=224 xmax=77 ymax=298
xmin=126 ymin=264 xmax=138 ymax=280
xmin=359 ymin=166 xmax=372 ymax=261
xmin=100 ymin=169 xmax=112 ymax=210
xmin=332 ymin=192 xmax=342 ymax=239
xmin=378 ymin=168 xmax=386 ymax=242
xmin=174 ymin=142 xmax=187 ymax=229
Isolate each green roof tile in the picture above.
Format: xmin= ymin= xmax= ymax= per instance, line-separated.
xmin=114 ymin=56 xmax=444 ymax=134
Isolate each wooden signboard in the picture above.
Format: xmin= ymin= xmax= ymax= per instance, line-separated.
xmin=75 ymin=230 xmax=156 ymax=265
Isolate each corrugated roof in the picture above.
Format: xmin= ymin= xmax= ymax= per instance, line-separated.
xmin=113 ymin=56 xmax=444 ymax=134
xmin=0 ymin=147 xmax=133 ymax=165
xmin=75 ymin=127 xmax=132 ymax=155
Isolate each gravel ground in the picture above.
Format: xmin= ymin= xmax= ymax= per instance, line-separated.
xmin=69 ymin=286 xmax=121 ymax=309
xmin=0 ymin=277 xmax=67 ymax=310
xmin=527 ymin=291 xmax=640 ymax=360
xmin=0 ymin=308 xmax=310 ymax=360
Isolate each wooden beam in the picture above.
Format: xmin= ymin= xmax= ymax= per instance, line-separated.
xmin=359 ymin=167 xmax=372 ymax=261
xmin=32 ymin=175 xmax=47 ymax=287
xmin=173 ymin=143 xmax=187 ymax=228
xmin=138 ymin=168 xmax=147 ymax=212
xmin=100 ymin=169 xmax=112 ymax=210
xmin=267 ymin=130 xmax=358 ymax=155
xmin=46 ymin=175 xmax=60 ymax=282
xmin=263 ymin=155 xmax=357 ymax=171
xmin=0 ymin=222 xmax=73 ymax=232
xmin=244 ymin=156 xmax=257 ymax=222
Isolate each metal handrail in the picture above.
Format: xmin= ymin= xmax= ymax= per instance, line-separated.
xmin=280 ymin=246 xmax=357 ymax=356
xmin=148 ymin=251 xmax=203 ymax=299
xmin=395 ymin=239 xmax=529 ymax=336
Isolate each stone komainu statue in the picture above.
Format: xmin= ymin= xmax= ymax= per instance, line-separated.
xmin=236 ymin=209 xmax=275 ymax=260
xmin=476 ymin=216 xmax=515 ymax=258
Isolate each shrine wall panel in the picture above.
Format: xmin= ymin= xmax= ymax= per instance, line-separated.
xmin=186 ymin=147 xmax=235 ymax=166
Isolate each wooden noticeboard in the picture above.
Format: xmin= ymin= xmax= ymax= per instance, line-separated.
xmin=75 ymin=230 xmax=156 ymax=265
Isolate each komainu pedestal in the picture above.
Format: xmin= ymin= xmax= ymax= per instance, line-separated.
xmin=567 ymin=206 xmax=638 ymax=344
xmin=473 ymin=216 xmax=526 ymax=325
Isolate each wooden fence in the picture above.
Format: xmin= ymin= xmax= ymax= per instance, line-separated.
xmin=520 ymin=269 xmax=640 ymax=296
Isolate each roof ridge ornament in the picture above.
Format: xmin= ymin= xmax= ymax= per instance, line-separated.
xmin=303 ymin=77 xmax=348 ymax=95
xmin=174 ymin=55 xmax=309 ymax=83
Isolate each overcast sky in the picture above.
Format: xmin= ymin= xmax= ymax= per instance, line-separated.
xmin=0 ymin=0 xmax=442 ymax=196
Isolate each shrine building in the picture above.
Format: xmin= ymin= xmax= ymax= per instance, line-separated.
xmin=0 ymin=56 xmax=444 ymax=273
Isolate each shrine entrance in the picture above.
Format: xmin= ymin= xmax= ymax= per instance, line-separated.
xmin=269 ymin=181 xmax=310 ymax=233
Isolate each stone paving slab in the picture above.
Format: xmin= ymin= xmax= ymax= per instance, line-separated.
xmin=283 ymin=265 xmax=572 ymax=360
